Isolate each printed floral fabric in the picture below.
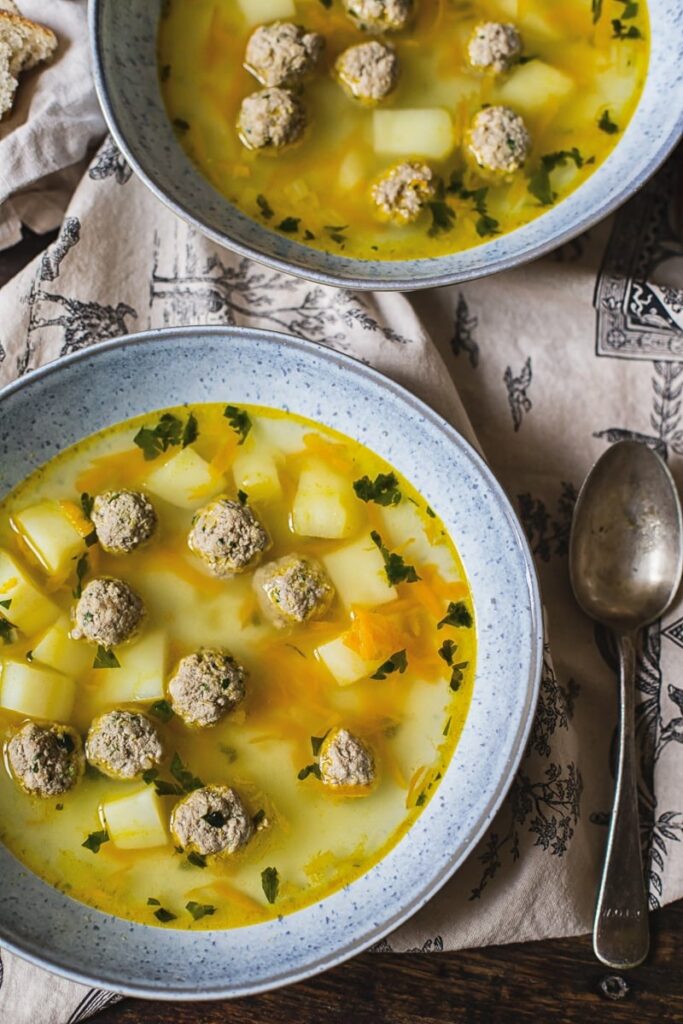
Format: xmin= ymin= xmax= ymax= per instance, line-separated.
xmin=0 ymin=117 xmax=681 ymax=1024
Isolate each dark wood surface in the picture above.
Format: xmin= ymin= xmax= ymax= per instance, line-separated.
xmin=3 ymin=230 xmax=683 ymax=1024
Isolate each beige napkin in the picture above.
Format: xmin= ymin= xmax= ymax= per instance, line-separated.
xmin=1 ymin=2 xmax=683 ymax=1020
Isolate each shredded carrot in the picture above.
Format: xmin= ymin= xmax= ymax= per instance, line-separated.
xmin=343 ymin=608 xmax=406 ymax=661
xmin=302 ymin=433 xmax=354 ymax=474
xmin=58 ymin=500 xmax=93 ymax=539
xmin=76 ymin=448 xmax=148 ymax=494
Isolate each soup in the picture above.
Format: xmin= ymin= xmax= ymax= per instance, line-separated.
xmin=158 ymin=0 xmax=648 ymax=261
xmin=0 ymin=403 xmax=475 ymax=929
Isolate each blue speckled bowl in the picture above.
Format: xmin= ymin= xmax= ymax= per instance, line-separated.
xmin=0 ymin=327 xmax=542 ymax=998
xmin=89 ymin=0 xmax=683 ymax=292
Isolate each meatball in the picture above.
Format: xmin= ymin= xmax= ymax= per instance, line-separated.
xmin=85 ymin=710 xmax=163 ymax=780
xmin=254 ymin=554 xmax=334 ymax=627
xmin=168 ymin=648 xmax=247 ymax=728
xmin=371 ymin=161 xmax=435 ymax=225
xmin=245 ymin=21 xmax=324 ymax=87
xmin=319 ymin=728 xmax=375 ymax=789
xmin=91 ymin=490 xmax=157 ymax=555
xmin=171 ymin=784 xmax=253 ymax=855
xmin=467 ymin=105 xmax=530 ymax=173
xmin=342 ymin=0 xmax=412 ymax=33
xmin=7 ymin=721 xmax=84 ymax=797
xmin=467 ymin=22 xmax=522 ymax=73
xmin=71 ymin=577 xmax=144 ymax=647
xmin=336 ymin=41 xmax=399 ymax=104
xmin=188 ymin=497 xmax=271 ymax=578
xmin=237 ymin=87 xmax=306 ymax=150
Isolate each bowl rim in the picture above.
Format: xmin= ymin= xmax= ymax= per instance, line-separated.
xmin=89 ymin=1 xmax=683 ymax=292
xmin=0 ymin=326 xmax=544 ymax=998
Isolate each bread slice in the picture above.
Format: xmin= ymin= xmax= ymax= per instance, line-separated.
xmin=0 ymin=10 xmax=57 ymax=119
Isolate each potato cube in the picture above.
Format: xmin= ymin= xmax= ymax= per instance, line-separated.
xmin=338 ymin=151 xmax=366 ymax=192
xmin=0 ymin=549 xmax=59 ymax=636
xmin=32 ymin=616 xmax=92 ymax=678
xmin=379 ymin=504 xmax=459 ymax=582
xmin=237 ymin=0 xmax=295 ymax=27
xmin=11 ymin=501 xmax=85 ymax=578
xmin=232 ymin=447 xmax=282 ymax=502
xmin=0 ymin=661 xmax=76 ymax=721
xmin=102 ymin=787 xmax=168 ymax=850
xmin=93 ymin=630 xmax=167 ymax=705
xmin=323 ymin=535 xmax=397 ymax=608
xmin=292 ymin=459 xmax=359 ymax=540
xmin=316 ymin=634 xmax=381 ymax=687
xmin=498 ymin=61 xmax=575 ymax=115
xmin=373 ymin=109 xmax=455 ymax=160
xmin=146 ymin=447 xmax=226 ymax=509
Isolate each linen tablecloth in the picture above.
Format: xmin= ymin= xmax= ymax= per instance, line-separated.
xmin=1 ymin=3 xmax=683 ymax=1022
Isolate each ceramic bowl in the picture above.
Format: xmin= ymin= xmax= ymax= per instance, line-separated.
xmin=0 ymin=327 xmax=542 ymax=998
xmin=89 ymin=0 xmax=683 ymax=292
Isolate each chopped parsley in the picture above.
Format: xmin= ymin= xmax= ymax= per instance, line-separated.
xmin=318 ymin=0 xmax=332 ymax=7
xmin=591 ymin=0 xmax=602 ymax=22
xmin=142 ymin=768 xmax=159 ymax=785
xmin=25 ymin=650 xmax=33 ymax=662
xmin=371 ymin=649 xmax=408 ymax=680
xmin=447 ymin=178 xmax=500 ymax=237
xmin=0 ymin=598 xmax=11 ymax=610
xmin=611 ymin=18 xmax=641 ymax=38
xmin=152 ymin=778 xmax=183 ymax=796
xmin=310 ymin=730 xmax=330 ymax=757
xmin=80 ymin=492 xmax=94 ymax=519
xmin=224 ymin=404 xmax=252 ymax=445
xmin=261 ymin=866 xmax=280 ymax=904
xmin=149 ymin=699 xmax=174 ymax=722
xmin=325 ymin=224 xmax=348 ymax=245
xmin=415 ymin=792 xmax=426 ymax=807
xmin=528 ymin=149 xmax=590 ymax=206
xmin=252 ymin=809 xmax=267 ymax=829
xmin=202 ymin=810 xmax=227 ymax=828
xmin=277 ymin=217 xmax=300 ymax=233
xmin=443 ymin=716 xmax=452 ymax=737
xmin=182 ymin=411 xmax=198 ymax=448
xmin=72 ymin=552 xmax=88 ymax=599
xmin=353 ymin=472 xmax=402 ymax=507
xmin=0 ymin=617 xmax=15 ymax=644
xmin=427 ymin=200 xmax=456 ymax=237
xmin=426 ymin=506 xmax=436 ymax=518
xmin=160 ymin=64 xmax=171 ymax=82
xmin=82 ymin=829 xmax=109 ymax=853
xmin=598 ymin=109 xmax=620 ymax=134
xmin=298 ymin=762 xmax=322 ymax=781
xmin=186 ymin=901 xmax=216 ymax=921
xmin=237 ymin=489 xmax=248 ymax=505
xmin=170 ymin=752 xmax=204 ymax=792
xmin=187 ymin=852 xmax=207 ymax=869
xmin=437 ymin=601 xmax=473 ymax=629
xmin=256 ymin=194 xmax=274 ymax=220
xmin=219 ymin=743 xmax=238 ymax=762
xmin=370 ymin=530 xmax=420 ymax=585
xmin=154 ymin=907 xmax=177 ymax=923
xmin=438 ymin=639 xmax=469 ymax=691
xmin=133 ymin=412 xmax=184 ymax=460
xmin=147 ymin=897 xmax=161 ymax=906
xmin=172 ymin=118 xmax=190 ymax=133
xmin=93 ymin=645 xmax=120 ymax=669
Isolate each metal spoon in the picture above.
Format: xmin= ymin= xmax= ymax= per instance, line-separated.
xmin=569 ymin=439 xmax=683 ymax=970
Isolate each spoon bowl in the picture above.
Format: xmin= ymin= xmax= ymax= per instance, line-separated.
xmin=570 ymin=439 xmax=683 ymax=970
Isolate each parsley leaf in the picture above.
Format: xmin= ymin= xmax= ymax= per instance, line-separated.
xmin=154 ymin=907 xmax=177 ymax=923
xmin=256 ymin=194 xmax=274 ymax=220
xmin=72 ymin=552 xmax=88 ymax=599
xmin=133 ymin=412 xmax=184 ymax=460
xmin=173 ymin=118 xmax=190 ymax=133
xmin=353 ymin=472 xmax=402 ymax=507
xmin=611 ymin=17 xmax=641 ymax=37
xmin=261 ymin=866 xmax=280 ymax=904
xmin=170 ymin=752 xmax=203 ymax=792
xmin=82 ymin=829 xmax=109 ymax=853
xmin=371 ymin=650 xmax=408 ymax=680
xmin=449 ymin=661 xmax=469 ymax=692
xmin=93 ymin=645 xmax=120 ymax=669
xmin=187 ymin=852 xmax=207 ymax=869
xmin=0 ymin=616 xmax=15 ymax=644
xmin=81 ymin=492 xmax=94 ymax=519
xmin=370 ymin=530 xmax=420 ymax=585
xmin=428 ymin=200 xmax=456 ymax=237
xmin=147 ymin=897 xmax=161 ymax=906
xmin=437 ymin=601 xmax=473 ymax=629
xmin=298 ymin=763 xmax=322 ymax=781
xmin=253 ymin=809 xmax=267 ymax=829
xmin=186 ymin=901 xmax=216 ymax=921
xmin=310 ymin=730 xmax=330 ymax=757
xmin=0 ymin=599 xmax=10 ymax=610
xmin=182 ymin=411 xmax=198 ymax=448
xmin=224 ymin=404 xmax=252 ymax=445
xmin=237 ymin=489 xmax=248 ymax=505
xmin=591 ymin=0 xmax=602 ymax=21
xmin=598 ymin=110 xmax=620 ymax=134
xmin=528 ymin=149 xmax=588 ymax=206
xmin=443 ymin=716 xmax=452 ymax=737
xmin=153 ymin=779 xmax=184 ymax=796
xmin=438 ymin=638 xmax=458 ymax=665
xmin=142 ymin=768 xmax=159 ymax=785
xmin=277 ymin=217 xmax=300 ymax=233
xmin=438 ymin=638 xmax=469 ymax=690
xmin=149 ymin=699 xmax=174 ymax=722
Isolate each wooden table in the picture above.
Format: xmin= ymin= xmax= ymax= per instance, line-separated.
xmin=3 ymin=230 xmax=683 ymax=1024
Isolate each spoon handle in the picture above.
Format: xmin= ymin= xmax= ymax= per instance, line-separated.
xmin=593 ymin=631 xmax=649 ymax=969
